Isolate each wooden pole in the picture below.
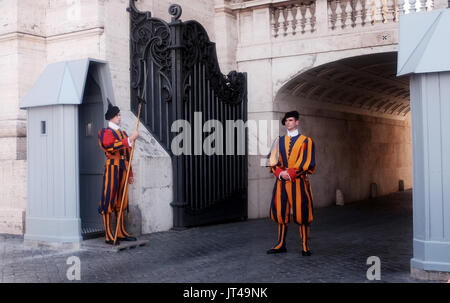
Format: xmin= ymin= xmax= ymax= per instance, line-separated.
xmin=113 ymin=102 xmax=142 ymax=245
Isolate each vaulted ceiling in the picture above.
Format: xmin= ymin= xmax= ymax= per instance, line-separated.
xmin=279 ymin=52 xmax=411 ymax=120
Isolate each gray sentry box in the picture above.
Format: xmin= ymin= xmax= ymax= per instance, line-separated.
xmin=398 ymin=9 xmax=450 ymax=274
xmin=20 ymin=58 xmax=116 ymax=244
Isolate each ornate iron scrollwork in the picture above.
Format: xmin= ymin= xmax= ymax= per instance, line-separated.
xmin=181 ymin=21 xmax=246 ymax=105
xmin=168 ymin=4 xmax=182 ymax=22
xmin=129 ymin=0 xmax=246 ymax=110
xmin=128 ymin=0 xmax=172 ymax=103
xmin=128 ymin=2 xmax=248 ymax=228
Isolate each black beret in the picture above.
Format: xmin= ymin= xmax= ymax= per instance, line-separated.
xmin=281 ymin=110 xmax=299 ymax=125
xmin=105 ymin=99 xmax=120 ymax=120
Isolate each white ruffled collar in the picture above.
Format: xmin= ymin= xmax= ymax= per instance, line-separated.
xmin=108 ymin=121 xmax=120 ymax=130
xmin=287 ymin=128 xmax=299 ymax=137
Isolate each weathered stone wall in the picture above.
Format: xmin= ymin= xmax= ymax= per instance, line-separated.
xmin=0 ymin=0 xmax=47 ymax=234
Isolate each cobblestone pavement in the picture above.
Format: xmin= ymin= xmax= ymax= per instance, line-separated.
xmin=0 ymin=190 xmax=433 ymax=283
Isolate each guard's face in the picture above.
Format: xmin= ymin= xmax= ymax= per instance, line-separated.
xmin=284 ymin=117 xmax=299 ymax=131
xmin=110 ymin=112 xmax=121 ymax=125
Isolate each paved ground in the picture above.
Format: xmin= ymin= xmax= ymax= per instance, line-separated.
xmin=0 ymin=190 xmax=433 ymax=283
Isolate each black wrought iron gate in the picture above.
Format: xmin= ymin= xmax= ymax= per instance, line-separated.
xmin=128 ymin=1 xmax=248 ymax=228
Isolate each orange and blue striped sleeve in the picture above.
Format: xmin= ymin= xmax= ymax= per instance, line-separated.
xmin=295 ymin=137 xmax=315 ymax=177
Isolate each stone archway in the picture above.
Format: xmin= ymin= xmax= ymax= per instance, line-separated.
xmin=276 ymin=52 xmax=410 ymax=120
xmin=273 ymin=51 xmax=413 ymax=209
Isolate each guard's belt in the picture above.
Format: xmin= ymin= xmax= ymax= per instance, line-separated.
xmin=107 ymin=155 xmax=126 ymax=160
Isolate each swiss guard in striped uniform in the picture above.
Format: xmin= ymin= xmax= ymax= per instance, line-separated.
xmin=98 ymin=101 xmax=139 ymax=244
xmin=266 ymin=110 xmax=316 ymax=256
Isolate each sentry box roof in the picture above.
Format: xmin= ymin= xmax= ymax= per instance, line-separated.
xmin=20 ymin=58 xmax=110 ymax=108
xmin=397 ymin=8 xmax=450 ymax=76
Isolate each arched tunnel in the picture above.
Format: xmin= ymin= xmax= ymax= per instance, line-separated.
xmin=274 ymin=52 xmax=412 ymax=207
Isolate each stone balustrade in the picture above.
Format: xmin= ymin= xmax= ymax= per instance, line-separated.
xmin=270 ymin=0 xmax=436 ymax=37
xmin=271 ymin=1 xmax=317 ymax=37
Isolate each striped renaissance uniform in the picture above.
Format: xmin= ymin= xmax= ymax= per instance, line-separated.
xmin=98 ymin=122 xmax=133 ymax=242
xmin=268 ymin=129 xmax=316 ymax=252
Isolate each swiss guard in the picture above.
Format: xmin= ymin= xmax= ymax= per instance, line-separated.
xmin=98 ymin=101 xmax=139 ymax=244
xmin=266 ymin=110 xmax=316 ymax=256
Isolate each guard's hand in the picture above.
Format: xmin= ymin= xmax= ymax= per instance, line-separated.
xmin=130 ymin=130 xmax=139 ymax=142
xmin=128 ymin=176 xmax=134 ymax=184
xmin=280 ymin=170 xmax=290 ymax=181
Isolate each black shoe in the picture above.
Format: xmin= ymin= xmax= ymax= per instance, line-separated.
xmin=301 ymin=250 xmax=312 ymax=256
xmin=105 ymin=239 xmax=120 ymax=245
xmin=266 ymin=248 xmax=287 ymax=254
xmin=118 ymin=236 xmax=137 ymax=242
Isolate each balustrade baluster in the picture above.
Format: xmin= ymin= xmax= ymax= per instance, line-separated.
xmin=295 ymin=4 xmax=305 ymax=34
xmin=381 ymin=0 xmax=389 ymax=23
xmin=344 ymin=0 xmax=353 ymax=28
xmin=416 ymin=0 xmax=422 ymax=10
xmin=328 ymin=0 xmax=336 ymax=29
xmin=335 ymin=0 xmax=344 ymax=28
xmin=386 ymin=0 xmax=394 ymax=22
xmin=305 ymin=3 xmax=313 ymax=32
xmin=374 ymin=0 xmax=383 ymax=23
xmin=403 ymin=0 xmax=410 ymax=13
xmin=418 ymin=0 xmax=427 ymax=10
xmin=286 ymin=5 xmax=295 ymax=35
xmin=355 ymin=0 xmax=364 ymax=27
xmin=310 ymin=1 xmax=316 ymax=32
xmin=278 ymin=7 xmax=287 ymax=36
xmin=365 ymin=0 xmax=373 ymax=24
xmin=408 ymin=0 xmax=416 ymax=13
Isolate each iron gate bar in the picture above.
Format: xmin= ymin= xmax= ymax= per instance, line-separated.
xmin=128 ymin=1 xmax=248 ymax=228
